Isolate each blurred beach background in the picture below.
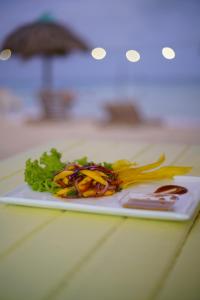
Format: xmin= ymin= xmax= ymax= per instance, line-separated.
xmin=0 ymin=0 xmax=200 ymax=158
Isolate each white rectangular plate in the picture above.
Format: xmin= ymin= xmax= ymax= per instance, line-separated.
xmin=0 ymin=176 xmax=200 ymax=221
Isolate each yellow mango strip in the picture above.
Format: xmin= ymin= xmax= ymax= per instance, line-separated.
xmin=53 ymin=170 xmax=73 ymax=182
xmin=78 ymin=177 xmax=92 ymax=186
xmin=63 ymin=177 xmax=69 ymax=185
xmin=78 ymin=177 xmax=92 ymax=192
xmin=68 ymin=165 xmax=75 ymax=170
xmin=112 ymin=159 xmax=137 ymax=171
xmin=56 ymin=187 xmax=72 ymax=196
xmin=95 ymin=170 xmax=108 ymax=177
xmin=80 ymin=170 xmax=107 ymax=185
xmin=104 ymin=190 xmax=115 ymax=196
xmin=82 ymin=189 xmax=97 ymax=197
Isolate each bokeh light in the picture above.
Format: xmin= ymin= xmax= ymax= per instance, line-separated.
xmin=91 ymin=47 xmax=106 ymax=60
xmin=162 ymin=47 xmax=176 ymax=60
xmin=0 ymin=49 xmax=12 ymax=60
xmin=126 ymin=50 xmax=140 ymax=62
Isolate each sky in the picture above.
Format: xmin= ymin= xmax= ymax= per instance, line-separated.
xmin=0 ymin=0 xmax=200 ymax=88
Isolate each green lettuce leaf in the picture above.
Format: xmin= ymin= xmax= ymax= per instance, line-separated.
xmin=101 ymin=162 xmax=113 ymax=170
xmin=74 ymin=156 xmax=88 ymax=166
xmin=24 ymin=148 xmax=65 ymax=193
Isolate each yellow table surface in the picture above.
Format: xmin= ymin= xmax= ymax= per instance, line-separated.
xmin=0 ymin=139 xmax=200 ymax=300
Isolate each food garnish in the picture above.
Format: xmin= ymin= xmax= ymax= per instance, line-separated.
xmin=25 ymin=149 xmax=191 ymax=199
xmin=25 ymin=148 xmax=65 ymax=193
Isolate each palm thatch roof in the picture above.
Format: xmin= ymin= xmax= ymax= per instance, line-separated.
xmin=1 ymin=18 xmax=89 ymax=59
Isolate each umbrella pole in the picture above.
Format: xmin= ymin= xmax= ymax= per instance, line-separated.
xmin=40 ymin=57 xmax=53 ymax=119
xmin=42 ymin=57 xmax=53 ymax=90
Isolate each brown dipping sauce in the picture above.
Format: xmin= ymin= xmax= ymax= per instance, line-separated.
xmin=154 ymin=185 xmax=188 ymax=195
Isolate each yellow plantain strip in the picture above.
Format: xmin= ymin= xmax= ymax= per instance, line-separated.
xmin=112 ymin=159 xmax=137 ymax=171
xmin=132 ymin=154 xmax=165 ymax=172
xmin=136 ymin=166 xmax=191 ymax=178
xmin=121 ymin=166 xmax=191 ymax=188
xmin=117 ymin=168 xmax=141 ymax=180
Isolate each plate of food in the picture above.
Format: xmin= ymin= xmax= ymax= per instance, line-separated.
xmin=0 ymin=149 xmax=200 ymax=221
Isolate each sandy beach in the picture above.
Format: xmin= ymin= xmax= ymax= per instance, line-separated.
xmin=0 ymin=117 xmax=200 ymax=160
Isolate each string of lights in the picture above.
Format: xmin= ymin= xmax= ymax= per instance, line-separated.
xmin=0 ymin=46 xmax=183 ymax=62
xmin=90 ymin=46 xmax=176 ymax=61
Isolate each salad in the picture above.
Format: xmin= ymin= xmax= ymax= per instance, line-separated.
xmin=24 ymin=148 xmax=191 ymax=199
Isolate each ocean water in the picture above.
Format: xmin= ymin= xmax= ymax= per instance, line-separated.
xmin=4 ymin=82 xmax=200 ymax=126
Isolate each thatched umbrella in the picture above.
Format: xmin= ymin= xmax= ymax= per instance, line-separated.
xmin=1 ymin=14 xmax=89 ymax=89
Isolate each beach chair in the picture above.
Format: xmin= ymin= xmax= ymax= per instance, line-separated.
xmin=104 ymin=101 xmax=143 ymax=126
xmin=39 ymin=90 xmax=74 ymax=120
